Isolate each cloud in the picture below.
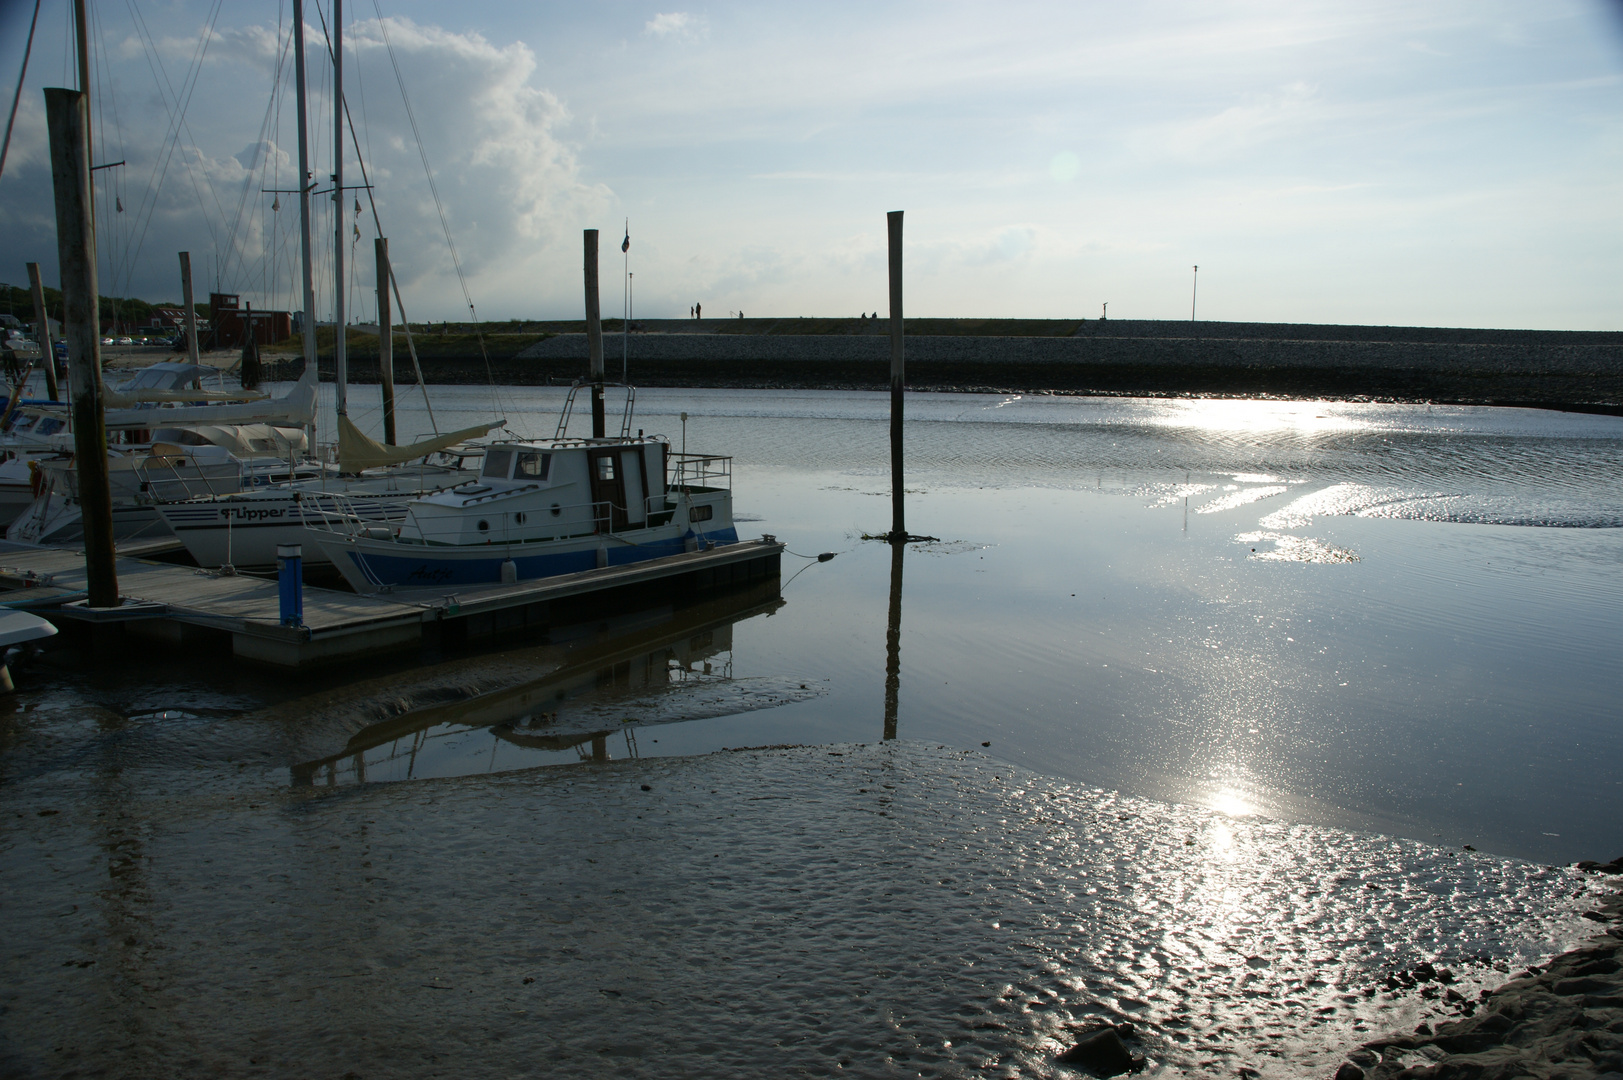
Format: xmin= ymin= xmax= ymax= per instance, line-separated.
xmin=0 ymin=11 xmax=607 ymax=320
xmin=644 ymin=12 xmax=700 ymax=39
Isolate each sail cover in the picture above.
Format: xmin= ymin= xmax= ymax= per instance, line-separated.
xmin=337 ymin=414 xmax=505 ymax=473
xmin=27 ymin=362 xmax=321 ymax=430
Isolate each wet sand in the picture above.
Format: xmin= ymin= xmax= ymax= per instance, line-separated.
xmin=2 ymin=740 xmax=1603 ymax=1078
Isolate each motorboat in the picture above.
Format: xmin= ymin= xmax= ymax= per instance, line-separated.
xmin=309 ymin=427 xmax=739 ymax=595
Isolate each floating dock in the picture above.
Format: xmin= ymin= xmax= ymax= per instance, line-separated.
xmin=0 ymin=538 xmax=783 ymax=667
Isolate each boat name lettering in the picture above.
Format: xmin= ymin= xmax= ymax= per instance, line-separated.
xmin=219 ymin=506 xmax=286 ymax=522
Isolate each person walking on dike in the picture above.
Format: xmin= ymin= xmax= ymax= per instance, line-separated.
xmin=696 ymin=303 xmax=702 ymax=320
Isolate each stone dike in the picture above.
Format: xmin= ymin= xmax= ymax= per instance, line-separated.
xmin=268 ymin=318 xmax=1623 ymax=412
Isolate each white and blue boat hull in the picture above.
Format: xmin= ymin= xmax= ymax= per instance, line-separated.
xmin=316 ymin=525 xmax=740 ymax=593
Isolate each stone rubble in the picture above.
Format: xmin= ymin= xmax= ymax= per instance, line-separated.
xmin=1329 ymin=876 xmax=1623 ymax=1080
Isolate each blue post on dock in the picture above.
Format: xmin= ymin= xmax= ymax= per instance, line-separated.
xmin=277 ymin=543 xmax=303 ymax=628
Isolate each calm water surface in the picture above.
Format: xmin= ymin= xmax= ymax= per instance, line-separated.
xmin=345 ymin=385 xmax=1623 ymax=865
xmin=3 ymin=385 xmax=1620 ymax=1077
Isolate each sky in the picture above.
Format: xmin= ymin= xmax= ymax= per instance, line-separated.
xmin=1 ymin=0 xmax=1620 ymax=329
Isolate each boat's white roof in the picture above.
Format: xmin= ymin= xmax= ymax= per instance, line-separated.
xmin=0 ymin=608 xmax=58 ymax=647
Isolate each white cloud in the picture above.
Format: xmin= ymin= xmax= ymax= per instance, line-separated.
xmin=644 ymin=12 xmax=699 ymax=39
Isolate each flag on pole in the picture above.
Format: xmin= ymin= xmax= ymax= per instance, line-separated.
xmin=622 ymin=221 xmax=630 ymax=253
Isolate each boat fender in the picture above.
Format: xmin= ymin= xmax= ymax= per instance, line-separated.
xmin=499 ymin=559 xmax=518 ymax=585
xmin=596 ymin=545 xmax=609 ymax=569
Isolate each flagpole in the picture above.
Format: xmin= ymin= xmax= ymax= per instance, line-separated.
xmin=622 ymin=218 xmax=629 ymax=384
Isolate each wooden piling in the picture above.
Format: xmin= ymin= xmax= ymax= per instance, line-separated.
xmin=375 ymin=237 xmax=396 ymax=444
xmin=239 ymin=301 xmax=261 ymax=389
xmin=178 ymin=251 xmax=201 ymax=366
xmin=584 ymin=228 xmax=605 ymax=438
xmin=25 ymin=262 xmax=58 ymax=400
xmin=887 ymin=209 xmax=905 ymax=541
xmin=44 ymin=87 xmax=117 ymax=608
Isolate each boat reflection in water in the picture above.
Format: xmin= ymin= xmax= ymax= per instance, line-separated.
xmin=290 ymin=580 xmax=817 ymax=786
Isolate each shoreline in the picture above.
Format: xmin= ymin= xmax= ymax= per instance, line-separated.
xmin=1333 ymin=875 xmax=1623 ymax=1079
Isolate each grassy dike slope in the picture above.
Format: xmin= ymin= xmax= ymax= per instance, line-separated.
xmin=264 ymin=318 xmax=1623 ymax=413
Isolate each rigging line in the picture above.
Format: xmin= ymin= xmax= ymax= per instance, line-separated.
xmin=216 ymin=24 xmax=292 ymax=292
xmin=370 ymin=1 xmax=500 ymax=414
xmin=91 ymin=0 xmax=132 ymax=300
xmin=314 ymin=6 xmax=446 ymax=429
xmin=121 ymin=0 xmax=229 ymax=286
xmin=123 ymin=0 xmax=222 ymax=260
xmin=0 ymin=0 xmax=43 ymax=186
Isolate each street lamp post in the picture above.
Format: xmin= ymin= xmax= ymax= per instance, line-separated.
xmin=1191 ymin=265 xmax=1199 ymax=322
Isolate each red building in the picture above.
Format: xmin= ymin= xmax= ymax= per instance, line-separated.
xmin=208 ymin=293 xmax=291 ymax=348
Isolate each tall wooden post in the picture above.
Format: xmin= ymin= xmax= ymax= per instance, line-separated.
xmin=887 ymin=209 xmax=905 ymax=541
xmin=239 ymin=301 xmax=261 ymax=389
xmin=45 ymin=87 xmax=117 ymax=608
xmin=375 ymin=237 xmax=395 ymax=444
xmin=25 ymin=262 xmax=58 ymax=400
xmin=178 ymin=251 xmax=201 ymax=365
xmin=584 ymin=228 xmax=605 ymax=438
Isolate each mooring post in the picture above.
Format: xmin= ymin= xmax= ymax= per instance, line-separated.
xmin=584 ymin=228 xmax=605 ymax=439
xmin=375 ymin=237 xmax=396 ymax=444
xmin=276 ymin=543 xmax=303 ymax=628
xmin=887 ymin=209 xmax=905 ymax=541
xmin=44 ymin=87 xmax=117 ymax=608
xmin=240 ymin=301 xmax=261 ymax=389
xmin=25 ymin=262 xmax=58 ymax=400
xmin=178 ymin=251 xmax=201 ymax=366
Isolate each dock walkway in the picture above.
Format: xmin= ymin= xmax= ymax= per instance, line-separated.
xmin=0 ymin=538 xmax=782 ymax=667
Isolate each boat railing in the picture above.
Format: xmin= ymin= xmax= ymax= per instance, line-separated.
xmin=669 ymin=452 xmax=731 ymax=491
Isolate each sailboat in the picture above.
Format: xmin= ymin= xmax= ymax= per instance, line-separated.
xmin=150 ymin=0 xmax=500 ymax=571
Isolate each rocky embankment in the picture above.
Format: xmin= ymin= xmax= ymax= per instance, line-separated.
xmin=268 ymin=318 xmax=1623 ymax=412
xmin=1328 ymin=861 xmax=1623 ymax=1080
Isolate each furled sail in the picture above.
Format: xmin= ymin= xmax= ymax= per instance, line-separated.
xmin=337 ymin=414 xmax=505 ymax=473
xmin=22 ymin=362 xmax=319 ymax=430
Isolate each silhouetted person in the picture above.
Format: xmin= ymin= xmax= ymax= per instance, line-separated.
xmin=696 ymin=303 xmax=701 ymax=319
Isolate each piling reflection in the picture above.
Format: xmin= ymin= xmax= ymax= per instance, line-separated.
xmin=883 ymin=540 xmax=904 ymax=741
xmin=289 ymin=581 xmax=811 ymax=786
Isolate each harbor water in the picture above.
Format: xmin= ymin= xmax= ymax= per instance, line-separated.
xmin=3 ymin=386 xmax=1620 ymax=1077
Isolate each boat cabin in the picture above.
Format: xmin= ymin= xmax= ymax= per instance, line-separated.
xmin=407 ymin=437 xmax=680 ymax=545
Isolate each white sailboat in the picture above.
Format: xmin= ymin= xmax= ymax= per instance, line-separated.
xmin=150 ymin=0 xmax=500 ymax=572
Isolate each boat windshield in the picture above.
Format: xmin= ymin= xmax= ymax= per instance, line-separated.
xmin=482 ymin=449 xmax=513 ymax=479
xmin=514 ymin=451 xmax=549 ymax=480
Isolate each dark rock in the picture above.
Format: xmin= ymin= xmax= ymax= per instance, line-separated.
xmin=1554 ymin=977 xmax=1615 ymax=996
xmin=1415 ymin=1022 xmax=1432 ymax=1035
xmin=1057 ymin=1026 xmax=1135 ymax=1076
xmin=1413 ymin=961 xmax=1438 ymax=981
xmin=1113 ymin=1021 xmax=1135 ymax=1040
xmin=640 ymin=785 xmax=651 ymax=791
xmin=1346 ymin=1049 xmax=1379 ymax=1067
xmin=1333 ymin=1063 xmax=1365 ymax=1080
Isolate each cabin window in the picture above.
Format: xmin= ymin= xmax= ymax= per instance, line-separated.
xmin=477 ymin=519 xmax=490 ymax=532
xmin=515 ymin=451 xmax=550 ymax=479
xmin=481 ymin=449 xmax=513 ymax=479
xmin=595 ymin=456 xmax=616 ymax=481
xmin=691 ymin=504 xmax=713 ymax=522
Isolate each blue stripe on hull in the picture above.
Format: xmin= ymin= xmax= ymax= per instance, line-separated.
xmin=345 ymin=528 xmax=738 ymax=589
